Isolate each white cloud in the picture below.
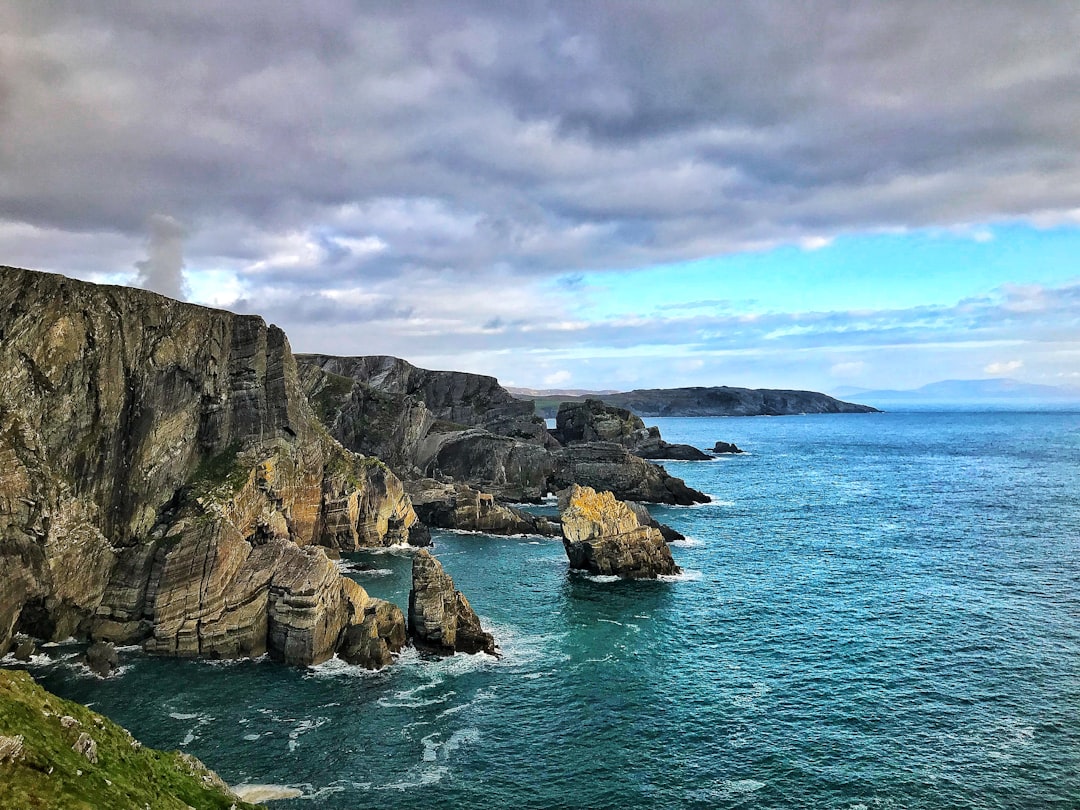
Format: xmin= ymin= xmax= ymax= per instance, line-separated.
xmin=542 ymin=370 xmax=572 ymax=386
xmin=984 ymin=359 xmax=1024 ymax=375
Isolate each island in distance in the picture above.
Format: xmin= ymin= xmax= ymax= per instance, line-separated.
xmin=512 ymin=385 xmax=879 ymax=419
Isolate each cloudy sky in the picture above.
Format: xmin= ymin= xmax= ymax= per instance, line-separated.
xmin=3 ymin=2 xmax=1080 ymax=392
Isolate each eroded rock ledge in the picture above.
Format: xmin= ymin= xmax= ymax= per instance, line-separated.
xmin=559 ymin=485 xmax=680 ymax=579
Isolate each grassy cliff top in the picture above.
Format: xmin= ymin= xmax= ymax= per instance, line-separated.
xmin=0 ymin=668 xmax=263 ymax=810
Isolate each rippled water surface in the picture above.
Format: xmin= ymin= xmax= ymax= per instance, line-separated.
xmin=8 ymin=411 xmax=1080 ymax=809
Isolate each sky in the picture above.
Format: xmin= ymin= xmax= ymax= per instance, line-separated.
xmin=2 ymin=2 xmax=1079 ymax=393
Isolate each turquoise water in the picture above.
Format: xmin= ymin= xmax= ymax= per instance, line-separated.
xmin=7 ymin=411 xmax=1080 ymax=809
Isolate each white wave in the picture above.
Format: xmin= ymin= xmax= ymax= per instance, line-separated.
xmin=168 ymin=712 xmax=201 ymax=721
xmin=360 ymin=543 xmax=418 ymax=556
xmin=597 ymin=618 xmax=623 ymax=626
xmin=231 ymin=784 xmax=304 ymax=802
xmin=180 ymin=731 xmax=196 ymax=746
xmin=659 ymin=569 xmax=703 ymax=582
xmin=378 ymin=765 xmax=450 ymax=791
xmin=724 ymin=779 xmax=766 ymax=794
xmin=307 ymin=655 xmax=391 ymax=679
xmin=668 ymin=536 xmax=704 ymax=548
xmin=571 ymin=571 xmax=620 ymax=583
xmin=288 ymin=716 xmax=329 ymax=752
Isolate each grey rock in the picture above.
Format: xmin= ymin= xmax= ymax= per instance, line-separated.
xmin=712 ymin=441 xmax=744 ymax=454
xmin=555 ymin=399 xmax=710 ymax=460
xmin=13 ymin=637 xmax=36 ymax=661
xmin=72 ymin=732 xmax=98 ymax=763
xmin=551 ymin=443 xmax=710 ymax=506
xmin=84 ymin=641 xmax=118 ymax=677
xmin=408 ymin=549 xmax=496 ymax=656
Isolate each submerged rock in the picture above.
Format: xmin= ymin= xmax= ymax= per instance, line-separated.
xmin=559 ymin=485 xmax=680 ymax=579
xmin=408 ymin=550 xmax=496 ymax=656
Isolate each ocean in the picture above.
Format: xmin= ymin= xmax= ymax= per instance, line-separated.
xmin=7 ymin=411 xmax=1080 ymax=809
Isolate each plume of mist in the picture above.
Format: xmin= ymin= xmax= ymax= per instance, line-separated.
xmin=134 ymin=214 xmax=187 ymax=300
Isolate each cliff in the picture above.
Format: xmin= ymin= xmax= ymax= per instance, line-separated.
xmin=297 ymin=355 xmax=709 ymax=507
xmin=525 ymin=386 xmax=878 ymax=418
xmin=298 ymin=354 xmax=553 ymax=445
xmin=0 ymin=668 xmax=261 ymax=809
xmin=0 ymin=266 xmax=418 ymax=667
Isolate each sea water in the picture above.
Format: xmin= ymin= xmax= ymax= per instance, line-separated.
xmin=7 ymin=411 xmax=1080 ymax=809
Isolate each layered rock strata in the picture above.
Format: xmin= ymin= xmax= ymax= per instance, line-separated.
xmin=0 ymin=266 xmax=415 ymax=667
xmin=559 ymin=485 xmax=680 ymax=579
xmin=408 ymin=549 xmax=496 ymax=656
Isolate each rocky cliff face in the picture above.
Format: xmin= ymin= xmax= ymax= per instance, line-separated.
xmin=0 ymin=266 xmax=417 ymax=667
xmin=298 ymin=354 xmax=554 ymax=446
xmin=407 ymin=479 xmax=557 ymax=536
xmin=559 ymin=485 xmax=680 ymax=579
xmin=550 ymin=443 xmax=710 ymax=505
xmin=554 ymin=399 xmax=710 ymax=460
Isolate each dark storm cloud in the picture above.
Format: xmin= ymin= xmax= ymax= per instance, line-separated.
xmin=2 ymin=1 xmax=1080 ymax=287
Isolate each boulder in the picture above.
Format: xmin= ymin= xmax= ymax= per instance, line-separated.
xmin=12 ymin=637 xmax=36 ymax=662
xmin=559 ymin=485 xmax=680 ymax=579
xmin=712 ymin=441 xmax=744 ymax=454
xmin=337 ymin=599 xmax=407 ymax=670
xmin=626 ymin=502 xmax=685 ymax=543
xmin=416 ymin=429 xmax=555 ymax=502
xmin=408 ymin=550 xmax=496 ymax=656
xmin=84 ymin=641 xmax=118 ymax=677
xmin=407 ymin=479 xmax=557 ymax=536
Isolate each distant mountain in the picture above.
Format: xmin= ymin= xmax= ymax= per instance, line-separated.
xmin=833 ymin=378 xmax=1080 ymax=404
xmin=516 ymin=386 xmax=878 ymax=419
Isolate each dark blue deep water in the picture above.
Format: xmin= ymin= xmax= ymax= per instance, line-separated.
xmin=7 ymin=411 xmax=1080 ymax=809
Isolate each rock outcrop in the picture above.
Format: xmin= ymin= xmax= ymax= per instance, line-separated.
xmin=407 ymin=479 xmax=557 ymax=536
xmin=712 ymin=441 xmax=744 ymax=454
xmin=408 ymin=549 xmax=496 ymax=656
xmin=559 ymin=485 xmax=680 ymax=579
xmin=0 ymin=266 xmax=415 ymax=667
xmin=554 ymin=399 xmax=710 ymax=460
xmin=83 ymin=641 xmax=118 ymax=677
xmin=551 ymin=443 xmax=710 ymax=505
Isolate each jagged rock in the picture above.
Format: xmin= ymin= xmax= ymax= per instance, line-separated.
xmin=84 ymin=641 xmax=118 ymax=677
xmin=0 ymin=734 xmax=24 ymax=763
xmin=555 ymin=399 xmax=710 ymax=460
xmin=407 ymin=479 xmax=557 ymax=536
xmin=712 ymin=441 xmax=744 ymax=454
xmin=13 ymin=638 xmax=36 ymax=661
xmin=408 ymin=550 xmax=495 ymax=656
xmin=337 ymin=599 xmax=407 ymax=670
xmin=60 ymin=715 xmax=80 ymax=729
xmin=559 ymin=485 xmax=680 ymax=579
xmin=0 ymin=266 xmax=420 ymax=666
xmin=551 ymin=443 xmax=710 ymax=506
xmin=72 ymin=732 xmax=98 ymax=763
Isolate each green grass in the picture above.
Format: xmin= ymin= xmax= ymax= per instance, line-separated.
xmin=0 ymin=668 xmax=263 ymax=810
xmin=186 ymin=441 xmax=249 ymax=502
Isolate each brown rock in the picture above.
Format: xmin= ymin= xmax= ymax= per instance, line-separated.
xmin=558 ymin=485 xmax=680 ymax=579
xmin=84 ymin=641 xmax=118 ymax=677
xmin=408 ymin=549 xmax=495 ymax=656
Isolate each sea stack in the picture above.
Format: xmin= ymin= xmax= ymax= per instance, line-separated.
xmin=558 ymin=485 xmax=680 ymax=579
xmin=407 ymin=550 xmax=496 ymax=656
